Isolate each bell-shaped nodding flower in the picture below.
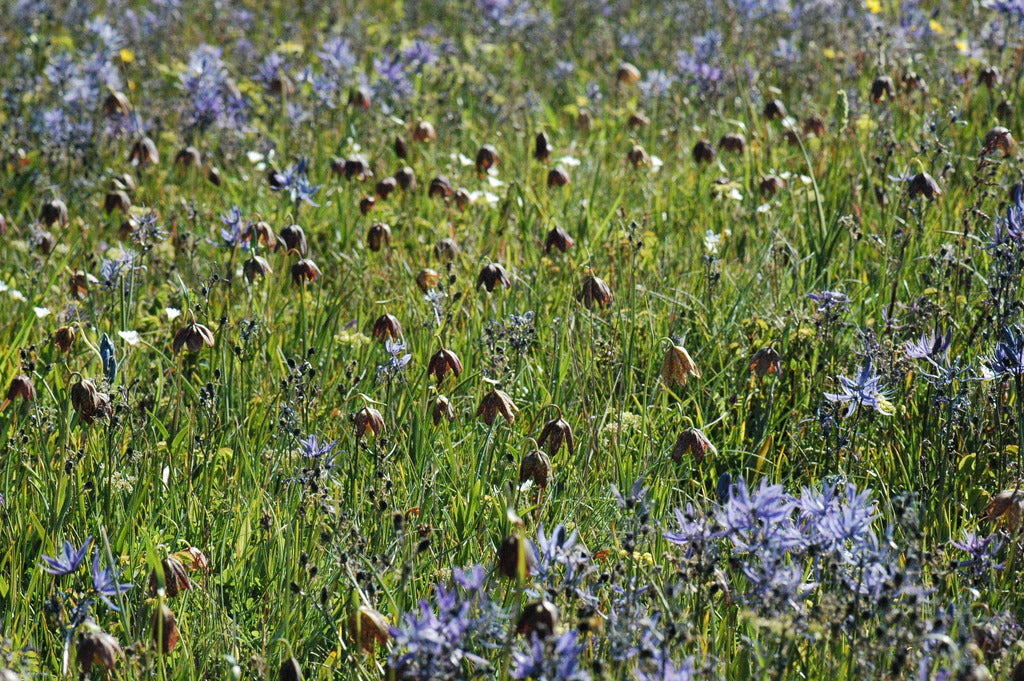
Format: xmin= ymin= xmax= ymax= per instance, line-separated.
xmin=803 ymin=115 xmax=826 ymax=137
xmin=870 ymin=75 xmax=896 ymax=102
xmin=40 ymin=198 xmax=69 ymax=227
xmin=103 ymin=90 xmax=131 ymax=116
xmin=671 ymin=428 xmax=716 ymax=464
xmin=394 ymin=134 xmax=408 ymax=159
xmin=342 ymin=155 xmax=373 ymax=181
xmin=627 ymin=112 xmax=650 ymax=129
xmin=359 ymin=195 xmax=376 ymax=215
xmin=428 ymin=175 xmax=453 ymax=199
xmin=278 ymin=657 xmax=304 ymax=681
xmin=395 ymin=166 xmax=416 ymax=191
xmin=978 ymin=65 xmax=1001 ymax=89
xmin=719 ymin=133 xmax=746 ymax=153
xmin=151 ymin=603 xmax=179 ymax=654
xmin=616 ymin=62 xmax=641 ymax=85
xmin=69 ymin=270 xmax=97 ymax=299
xmin=55 ymin=325 xmax=77 ymax=353
xmin=545 ymin=225 xmax=574 ymax=254
xmin=454 ymin=187 xmax=471 ymax=212
xmin=517 ymin=600 xmax=559 ymax=639
xmin=148 ymin=555 xmax=192 ymax=598
xmin=76 ymin=628 xmax=122 ymax=673
xmin=534 ymin=131 xmax=552 ymax=162
xmin=278 ymin=224 xmax=307 ymax=255
xmin=749 ymin=347 xmax=783 ymax=378
xmin=413 ymin=120 xmax=437 ymax=143
xmin=577 ymin=275 xmax=612 ymax=308
xmin=104 ymin=190 xmax=131 ymax=214
xmin=290 ymin=258 xmax=322 ymax=285
xmin=428 ymin=348 xmax=463 ymax=383
xmin=353 ymin=406 xmax=385 ymax=438
xmin=246 ymin=220 xmax=277 ymax=251
xmin=537 ymin=412 xmax=574 ymax=457
xmin=6 ymin=375 xmax=36 ymax=403
xmin=662 ymin=344 xmax=700 ymax=387
xmin=348 ymin=605 xmax=390 ymax=654
xmin=547 ymin=167 xmax=570 ymax=188
xmin=173 ymin=321 xmax=215 ymax=353
xmin=243 ymin=255 xmax=273 ymax=283
xmin=759 ymin=175 xmax=786 ymax=197
xmin=478 ymin=263 xmax=511 ymax=292
xmin=983 ymin=126 xmax=1017 ymax=156
xmin=577 ymin=108 xmax=593 ymax=132
xmin=477 ymin=389 xmax=519 ymax=426
xmin=375 ymin=176 xmax=397 ymax=200
xmin=416 ymin=268 xmax=440 ymax=292
xmin=431 ymin=395 xmax=456 ymax=426
xmin=908 ymin=172 xmax=942 ymax=200
xmin=497 ymin=534 xmax=536 ymax=580
xmin=763 ymin=98 xmax=787 ymax=120
xmin=128 ymin=136 xmax=159 ymax=167
xmin=366 ymin=222 xmax=392 ymax=252
xmin=983 ymin=488 xmax=1024 ymax=532
xmin=475 ymin=144 xmax=499 ymax=174
xmin=174 ymin=145 xmax=202 ymax=168
xmin=902 ymin=71 xmax=927 ymax=93
xmin=627 ymin=144 xmax=650 ymax=168
xmin=692 ymin=139 xmax=715 ymax=164
xmin=372 ymin=314 xmax=402 ymax=342
xmin=434 ymin=237 xmax=460 ymax=261
xmin=348 ymin=85 xmax=372 ymax=110
xmin=519 ymin=448 xmax=552 ymax=489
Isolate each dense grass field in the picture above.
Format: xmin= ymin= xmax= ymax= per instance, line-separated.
xmin=1 ymin=0 xmax=1024 ymax=679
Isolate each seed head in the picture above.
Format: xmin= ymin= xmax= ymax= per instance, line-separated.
xmin=173 ymin=322 xmax=215 ymax=353
xmin=662 ymin=344 xmax=700 ymax=386
xmin=671 ymin=428 xmax=716 ymax=464
xmin=428 ymin=348 xmax=463 ymax=383
xmin=477 ymin=389 xmax=519 ymax=426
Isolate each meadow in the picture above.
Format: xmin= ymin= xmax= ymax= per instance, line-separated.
xmin=1 ymin=0 xmax=1023 ymax=679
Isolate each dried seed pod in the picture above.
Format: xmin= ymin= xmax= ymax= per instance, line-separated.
xmin=978 ymin=65 xmax=1001 ymax=89
xmin=671 ymin=428 xmax=716 ymax=464
xmin=103 ymin=90 xmax=132 ymax=116
xmin=547 ymin=167 xmax=570 ymax=187
xmin=428 ymin=175 xmax=453 ymax=199
xmin=353 ymin=406 xmax=385 ymax=438
xmin=517 ymin=600 xmax=559 ymax=639
xmin=349 ymin=85 xmax=372 ymax=110
xmin=394 ymin=135 xmax=408 ymax=159
xmin=40 ymin=198 xmax=68 ymax=227
xmin=279 ymin=224 xmax=307 ymax=255
xmin=104 ymin=190 xmax=131 ymax=214
xmin=627 ymin=112 xmax=650 ymax=129
xmin=174 ymin=146 xmax=202 ymax=168
xmin=6 ymin=375 xmax=35 ymax=402
xmin=395 ymin=166 xmax=416 ymax=191
xmin=416 ymin=268 xmax=440 ymax=292
xmin=577 ymin=275 xmax=613 ymax=308
xmin=763 ymin=99 xmax=787 ymax=120
xmin=902 ymin=71 xmax=927 ymax=93
xmin=128 ymin=136 xmax=159 ymax=166
xmin=454 ymin=187 xmax=471 ymax=211
xmin=76 ymin=629 xmax=122 ymax=673
xmin=749 ymin=347 xmax=782 ymax=378
xmin=434 ymin=237 xmax=460 ymax=261
xmin=802 ymin=115 xmax=826 ymax=137
xmin=662 ymin=344 xmax=700 ymax=386
xmin=870 ymin=75 xmax=896 ymax=102
xmin=359 ymin=195 xmax=376 ymax=215
xmin=759 ymin=174 xmax=786 ymax=196
xmin=55 ymin=325 xmax=77 ymax=352
xmin=173 ymin=321 xmax=215 ymax=353
xmin=366 ymin=223 xmax=392 ymax=251
xmin=719 ymin=133 xmax=746 ymax=153
xmin=477 ymin=389 xmax=519 ymax=426
xmin=497 ymin=534 xmax=536 ymax=579
xmin=68 ymin=270 xmax=97 ymax=299
xmin=207 ymin=166 xmax=222 ymax=186
xmin=477 ymin=263 xmax=511 ymax=292
xmin=372 ymin=314 xmax=403 ymax=342
xmin=243 ymin=255 xmax=273 ymax=282
xmin=616 ymin=62 xmax=641 ymax=85
xmin=431 ymin=395 xmax=456 ymax=425
xmin=908 ymin=172 xmax=942 ymax=200
xmin=247 ymin=220 xmax=277 ymax=251
xmin=279 ymin=657 xmax=303 ymax=681
xmin=519 ymin=449 xmax=552 ymax=488
xmin=428 ymin=349 xmax=463 ymax=383
xmin=348 ymin=605 xmax=390 ymax=654
xmin=544 ymin=225 xmax=574 ymax=254
xmin=534 ymin=132 xmax=552 ymax=162
xmin=577 ymin=108 xmax=593 ymax=132
xmin=537 ymin=414 xmax=574 ymax=457
xmin=627 ymin=144 xmax=650 ymax=168
xmin=148 ymin=556 xmax=192 ymax=597
xmin=375 ymin=176 xmax=398 ymax=200
xmin=692 ymin=139 xmax=715 ymax=164
xmin=983 ymin=488 xmax=1024 ymax=531
xmin=476 ymin=144 xmax=499 ymax=174
xmin=983 ymin=126 xmax=1016 ymax=156
xmin=151 ymin=604 xmax=179 ymax=654
xmin=413 ymin=120 xmax=437 ymax=143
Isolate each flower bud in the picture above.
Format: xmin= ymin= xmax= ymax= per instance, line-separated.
xmin=627 ymin=112 xmax=650 ymax=129
xmin=375 ymin=176 xmax=398 ymax=200
xmin=128 ymin=136 xmax=159 ymax=167
xmin=517 ymin=600 xmax=558 ymax=639
xmin=671 ymin=428 xmax=716 ymax=464
xmin=749 ymin=347 xmax=782 ymax=378
xmin=908 ymin=172 xmax=942 ymax=200
xmin=544 ymin=225 xmax=574 ymax=254
xmin=148 ymin=555 xmax=192 ymax=597
xmin=40 ymin=198 xmax=68 ymax=227
xmin=477 ymin=263 xmax=511 ymax=292
xmin=359 ymin=195 xmax=376 ymax=215
xmin=416 ymin=268 xmax=440 ymax=292
xmin=348 ymin=605 xmax=390 ymax=654
xmin=719 ymin=133 xmax=746 ymax=153
xmin=104 ymin=190 xmax=131 ymax=214
xmin=173 ymin=321 xmax=215 ymax=353
xmin=519 ymin=449 xmax=552 ymax=489
xmin=477 ymin=389 xmax=519 ymax=426
xmin=534 ymin=132 xmax=552 ymax=162
xmin=353 ymin=406 xmax=385 ymax=438
xmin=372 ymin=314 xmax=403 ymax=342
xmin=394 ymin=135 xmax=408 ymax=159
xmin=174 ymin=146 xmax=202 ymax=168
xmin=616 ymin=62 xmax=641 ymax=85
xmin=366 ymin=223 xmax=392 ymax=251
xmin=6 ymin=375 xmax=35 ymax=402
xmin=428 ymin=349 xmax=463 ymax=383
xmin=243 ymin=255 xmax=273 ymax=282
xmin=627 ymin=144 xmax=650 ymax=168
xmin=763 ymin=99 xmax=787 ymax=120
xmin=434 ymin=237 xmax=460 ymax=261
xmin=279 ymin=224 xmax=307 ymax=255
xmin=547 ymin=167 xmax=570 ymax=187
xmin=151 ymin=604 xmax=179 ymax=654
xmin=349 ymin=86 xmax=372 ymax=110
xmin=803 ymin=115 xmax=826 ymax=137
xmin=76 ymin=629 xmax=122 ymax=673
xmin=431 ymin=395 xmax=456 ymax=425
xmin=429 ymin=175 xmax=453 ymax=199
xmin=497 ymin=534 xmax=535 ymax=579
xmin=279 ymin=657 xmax=303 ymax=681
xmin=537 ymin=416 xmax=574 ymax=456
xmin=692 ymin=139 xmax=715 ymax=164
xmin=55 ymin=325 xmax=77 ymax=352
xmin=413 ymin=120 xmax=437 ymax=143
xmin=292 ymin=257 xmax=323 ymax=284
xmin=662 ymin=344 xmax=700 ymax=386
xmin=395 ymin=166 xmax=416 ymax=191
xmin=103 ymin=91 xmax=132 ymax=116
xmin=978 ymin=65 xmax=1001 ymax=89
xmin=577 ymin=275 xmax=612 ymax=308
xmin=870 ymin=75 xmax=895 ymax=102
xmin=983 ymin=126 xmax=1016 ymax=156
xmin=759 ymin=175 xmax=786 ymax=196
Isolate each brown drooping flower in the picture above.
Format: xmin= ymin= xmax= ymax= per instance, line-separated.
xmin=616 ymin=62 xmax=641 ymax=85
xmin=348 ymin=606 xmax=390 ymax=654
xmin=516 ymin=600 xmax=559 ymax=639
xmin=174 ymin=146 xmax=202 ymax=168
xmin=359 ymin=195 xmax=376 ymax=215
xmin=416 ymin=268 xmax=440 ymax=292
xmin=759 ymin=175 xmax=786 ymax=196
xmin=148 ymin=555 xmax=192 ymax=598
xmin=763 ymin=99 xmax=787 ymax=120
xmin=278 ymin=657 xmax=304 ymax=681
xmin=478 ymin=263 xmax=511 ymax=292
xmin=290 ymin=258 xmax=322 ymax=285
xmin=627 ymin=112 xmax=650 ymax=129
xmin=243 ymin=255 xmax=273 ymax=283
xmin=907 ymin=172 xmax=942 ymax=200
xmin=870 ymin=75 xmax=896 ymax=102
xmin=128 ymin=136 xmax=159 ymax=167
xmin=349 ymin=85 xmax=372 ymax=110
xmin=803 ymin=115 xmax=827 ymax=137
xmin=395 ymin=166 xmax=417 ymax=191
xmin=104 ymin=190 xmax=131 ymax=214
xmin=70 ymin=377 xmax=111 ymax=424
xmin=534 ymin=132 xmax=552 ymax=162
xmin=662 ymin=344 xmax=700 ymax=387
xmin=366 ymin=223 xmax=392 ymax=252
xmin=103 ymin=90 xmax=132 ymax=116
xmin=434 ymin=238 xmax=460 ymax=261
xmin=76 ymin=629 xmax=122 ymax=673
xmin=427 ymin=349 xmax=463 ymax=383
xmin=545 ymin=225 xmax=574 ymax=254
xmin=68 ymin=270 xmax=97 ymax=299
xmin=978 ymin=65 xmax=1001 ymax=89
xmin=671 ymin=428 xmax=716 ymax=464
xmin=429 ymin=175 xmax=453 ymax=199
xmin=372 ymin=314 xmax=402 ymax=342
xmin=982 ymin=126 xmax=1016 ymax=156
xmin=983 ymin=488 xmax=1024 ymax=531
xmin=394 ymin=135 xmax=408 ymax=159
xmin=477 ymin=389 xmax=518 ymax=426
xmin=519 ymin=449 xmax=552 ymax=489
xmin=246 ymin=220 xmax=277 ymax=251
xmin=279 ymin=224 xmax=307 ymax=255
xmin=173 ymin=322 xmax=215 ymax=353
xmin=497 ymin=533 xmax=536 ymax=580
xmin=627 ymin=144 xmax=650 ymax=168
xmin=547 ymin=167 xmax=570 ymax=188
xmin=5 ymin=375 xmax=35 ymax=403
xmin=692 ymin=139 xmax=715 ymax=164
xmin=749 ymin=347 xmax=782 ymax=378
xmin=413 ymin=120 xmax=437 ymax=142
xmin=353 ymin=406 xmax=385 ymax=438
xmin=55 ymin=326 xmax=77 ymax=353
xmin=40 ymin=198 xmax=69 ymax=227
xmin=577 ymin=275 xmax=612 ymax=308
xmin=151 ymin=603 xmax=180 ymax=654
xmin=719 ymin=133 xmax=746 ymax=153
xmin=375 ymin=176 xmax=398 ymax=200
xmin=537 ymin=411 xmax=574 ymax=457
xmin=476 ymin=144 xmax=499 ymax=174
xmin=431 ymin=395 xmax=456 ymax=426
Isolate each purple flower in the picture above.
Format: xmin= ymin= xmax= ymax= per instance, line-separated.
xmin=639 ymin=70 xmax=675 ymax=99
xmin=985 ymin=0 xmax=1024 ymax=23
xmin=905 ymin=328 xmax=951 ymax=362
xmin=270 ymin=158 xmax=321 ymax=206
xmin=91 ymin=552 xmax=133 ymax=611
xmin=299 ymin=434 xmax=337 ymax=461
xmin=42 ymin=537 xmax=92 ymax=576
xmin=989 ymin=325 xmax=1024 ymax=377
xmin=511 ymin=631 xmax=590 ymax=681
xmin=824 ymin=360 xmax=894 ymax=417
xmin=318 ymin=36 xmax=357 ymax=73
xmin=807 ymin=289 xmax=851 ymax=314
xmin=950 ymin=530 xmax=1004 ymax=577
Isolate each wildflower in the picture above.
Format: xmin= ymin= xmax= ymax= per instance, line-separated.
xmin=291 ymin=258 xmax=322 ymax=285
xmin=498 ymin=533 xmax=537 ymax=579
xmin=378 ymin=339 xmax=413 ymax=382
xmin=428 ymin=349 xmax=463 ymax=383
xmin=871 ymin=75 xmax=896 ymax=102
xmin=478 ymin=389 xmax=519 ymax=425
xmin=950 ymin=530 xmax=1004 ymax=577
xmin=76 ymin=627 xmax=122 ymax=674
xmin=174 ymin=146 xmax=202 ymax=168
xmin=807 ymin=290 xmax=850 ymax=314
xmin=299 ymin=434 xmax=337 ymax=461
xmin=547 ymin=167 xmax=570 ymax=187
xmin=376 ymin=177 xmax=398 ymax=200
xmin=172 ymin=321 xmax=215 ymax=353
xmin=478 ymin=263 xmax=512 ymax=292
xmin=431 ymin=395 xmax=456 ymax=425
xmin=905 ymin=328 xmax=951 ymax=362
xmin=520 ymin=449 xmax=552 ymax=489
xmin=243 ymin=255 xmax=272 ymax=282
xmin=269 ymin=158 xmax=321 ymax=206
xmin=91 ymin=552 xmax=133 ymax=610
xmin=147 ymin=555 xmax=191 ymax=597
xmin=578 ymin=275 xmax=612 ymax=308
xmin=537 ymin=411 xmax=574 ymax=457
xmin=516 ymin=600 xmax=558 ymax=639
xmin=279 ymin=224 xmax=307 ymax=255
xmin=348 ymin=605 xmax=390 ymax=654
xmin=749 ymin=347 xmax=782 ymax=377
xmin=476 ymin=144 xmax=499 ymax=174
xmin=6 ymin=375 xmax=36 ymax=403
xmin=617 ymin=62 xmax=641 ymax=85
xmin=151 ymin=603 xmax=179 ymax=654
xmin=40 ymin=198 xmax=69 ymax=227
xmin=662 ymin=344 xmax=700 ymax=386
xmin=671 ymin=428 xmax=716 ymax=464
xmin=719 ymin=133 xmax=746 ymax=153
xmin=511 ymin=630 xmax=590 ymax=681
xmin=824 ymin=360 xmax=895 ymax=417
xmin=692 ymin=139 xmax=715 ymax=163
xmin=989 ymin=326 xmax=1024 ymax=376
xmin=763 ymin=99 xmax=787 ymax=120
xmin=42 ymin=537 xmax=93 ymax=576
xmin=534 ymin=132 xmax=552 ymax=162
xmin=982 ymin=488 xmax=1024 ymax=530
xmin=395 ymin=166 xmax=416 ymax=190
xmin=908 ymin=172 xmax=942 ymax=200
